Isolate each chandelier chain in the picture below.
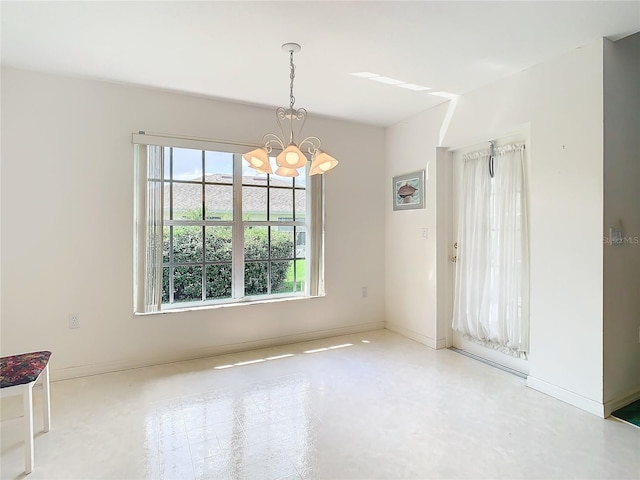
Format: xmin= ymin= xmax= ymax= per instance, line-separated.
xmin=289 ymin=49 xmax=296 ymax=110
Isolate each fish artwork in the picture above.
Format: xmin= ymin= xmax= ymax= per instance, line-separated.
xmin=397 ymin=182 xmax=418 ymax=203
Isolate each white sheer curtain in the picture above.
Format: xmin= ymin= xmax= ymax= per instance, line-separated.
xmin=134 ymin=144 xmax=164 ymax=313
xmin=308 ymin=174 xmax=325 ymax=297
xmin=452 ymin=144 xmax=529 ymax=357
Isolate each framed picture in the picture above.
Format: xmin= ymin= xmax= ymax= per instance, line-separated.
xmin=392 ymin=170 xmax=425 ymax=211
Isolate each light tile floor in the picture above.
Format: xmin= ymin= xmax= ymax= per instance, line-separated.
xmin=1 ymin=329 xmax=639 ymax=479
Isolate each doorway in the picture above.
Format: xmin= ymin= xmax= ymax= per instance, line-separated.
xmin=447 ymin=134 xmax=530 ymax=375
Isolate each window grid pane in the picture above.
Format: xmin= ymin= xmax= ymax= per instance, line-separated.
xmin=205 ymin=226 xmax=232 ymax=262
xmin=206 ymin=264 xmax=232 ymax=300
xmin=243 ymin=186 xmax=267 ymax=220
xmin=173 ymin=265 xmax=203 ymax=303
xmin=245 ymin=261 xmax=268 ymax=296
xmin=205 ymin=184 xmax=233 ymax=221
xmin=269 ymin=187 xmax=293 ymax=221
xmin=160 ymin=147 xmax=309 ymax=307
xmin=271 ymin=261 xmax=293 ymax=294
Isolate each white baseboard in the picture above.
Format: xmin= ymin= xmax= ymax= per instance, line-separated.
xmin=386 ymin=322 xmax=446 ymax=350
xmin=527 ymin=376 xmax=605 ymax=418
xmin=52 ymin=321 xmax=385 ymax=381
xmin=604 ymin=387 xmax=640 ymax=418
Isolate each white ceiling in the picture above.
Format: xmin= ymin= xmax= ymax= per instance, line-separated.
xmin=2 ymin=1 xmax=639 ymax=127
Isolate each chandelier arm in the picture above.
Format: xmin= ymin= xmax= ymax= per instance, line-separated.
xmin=299 ymin=136 xmax=321 ymax=156
xmin=262 ymin=133 xmax=286 ymax=152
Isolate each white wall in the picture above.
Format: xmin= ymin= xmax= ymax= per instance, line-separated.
xmin=385 ymin=40 xmax=607 ymax=414
xmin=603 ymin=33 xmax=640 ymax=412
xmin=0 ymin=68 xmax=386 ymax=380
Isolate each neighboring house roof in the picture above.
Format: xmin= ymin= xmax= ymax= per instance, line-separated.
xmin=167 ymin=174 xmax=306 ymax=216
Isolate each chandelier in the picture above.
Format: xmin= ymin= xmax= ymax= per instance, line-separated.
xmin=243 ymin=43 xmax=338 ymax=177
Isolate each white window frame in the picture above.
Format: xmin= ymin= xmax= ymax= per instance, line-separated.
xmin=133 ymin=132 xmax=325 ymax=313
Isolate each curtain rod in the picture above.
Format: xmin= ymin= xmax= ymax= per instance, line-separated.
xmin=461 ymin=142 xmax=525 ymax=162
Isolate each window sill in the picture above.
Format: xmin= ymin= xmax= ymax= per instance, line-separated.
xmin=134 ymin=294 xmax=324 ymax=317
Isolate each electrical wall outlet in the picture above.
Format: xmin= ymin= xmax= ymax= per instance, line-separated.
xmin=69 ymin=314 xmax=80 ymax=329
xmin=361 ymin=286 xmax=368 ymax=298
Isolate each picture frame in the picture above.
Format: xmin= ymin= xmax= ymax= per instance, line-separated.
xmin=392 ymin=170 xmax=425 ymax=211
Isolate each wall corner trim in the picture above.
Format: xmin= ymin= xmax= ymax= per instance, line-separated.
xmin=385 ymin=323 xmax=446 ymax=349
xmin=527 ymin=376 xmax=605 ymax=418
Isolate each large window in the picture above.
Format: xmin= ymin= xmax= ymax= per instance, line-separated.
xmin=134 ymin=134 xmax=323 ymax=312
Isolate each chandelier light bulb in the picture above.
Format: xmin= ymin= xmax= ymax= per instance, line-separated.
xmin=310 ymin=150 xmax=339 ymax=175
xmin=285 ymin=151 xmax=299 ymax=166
xmin=276 ymin=144 xmax=307 ymax=169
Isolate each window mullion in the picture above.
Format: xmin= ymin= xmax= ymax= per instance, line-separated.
xmin=292 ymin=183 xmax=296 ymax=222
xmin=201 ymin=152 xmax=206 ymax=302
xmin=267 ymin=226 xmax=272 ymax=295
xmin=168 ymin=148 xmax=175 ymax=305
xmin=292 ymin=183 xmax=297 ymax=293
xmin=266 ymin=174 xmax=272 ymax=295
xmin=293 ymin=226 xmax=298 ymax=293
xmin=168 ymin=227 xmax=174 ymax=305
xmin=201 ymin=226 xmax=206 ymax=302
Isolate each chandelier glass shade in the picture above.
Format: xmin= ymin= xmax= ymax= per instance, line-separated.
xmin=243 ymin=147 xmax=272 ymax=174
xmin=277 ymin=144 xmax=307 ymax=169
xmin=243 ymin=43 xmax=338 ymax=178
xmin=310 ymin=150 xmax=339 ymax=175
